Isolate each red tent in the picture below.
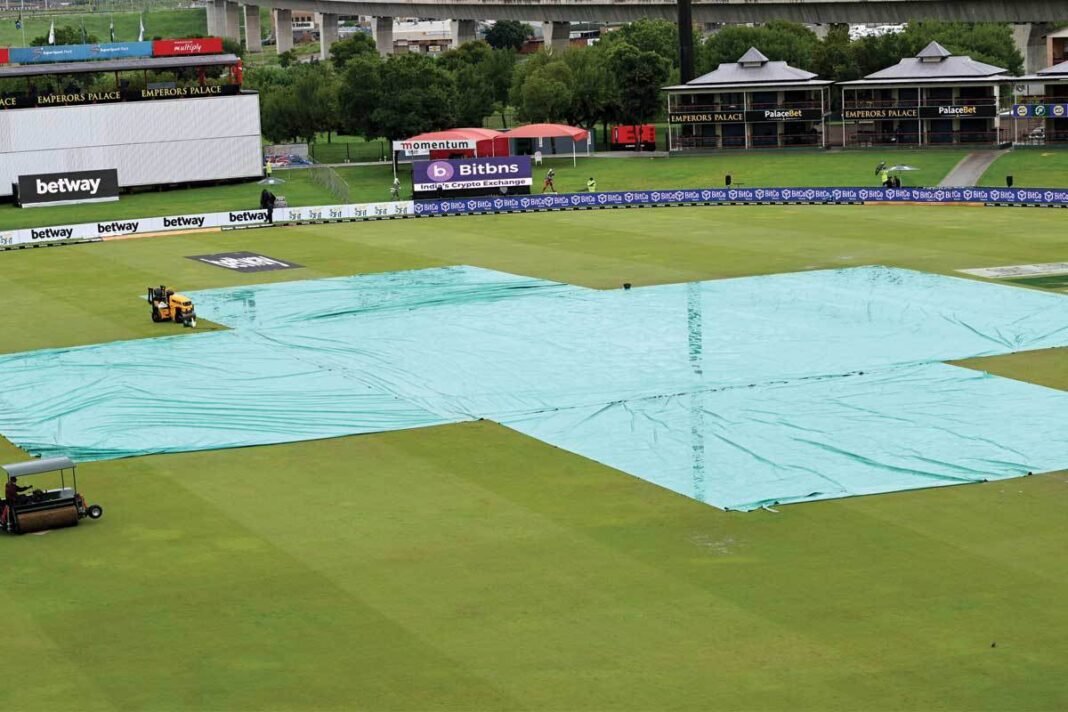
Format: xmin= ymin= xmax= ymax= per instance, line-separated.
xmin=505 ymin=123 xmax=590 ymax=165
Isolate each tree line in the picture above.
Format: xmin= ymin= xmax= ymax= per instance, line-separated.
xmin=250 ymin=19 xmax=1030 ymax=145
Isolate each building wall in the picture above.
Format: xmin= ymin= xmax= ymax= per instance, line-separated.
xmin=0 ymin=93 xmax=262 ymax=198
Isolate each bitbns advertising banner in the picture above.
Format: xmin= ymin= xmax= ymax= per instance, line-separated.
xmin=412 ymin=156 xmax=533 ymax=192
xmin=152 ymin=38 xmax=224 ymax=56
xmin=17 ymin=169 xmax=120 ymax=207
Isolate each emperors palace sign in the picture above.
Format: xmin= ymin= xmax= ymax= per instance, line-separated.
xmin=842 ymin=105 xmax=998 ymax=120
xmin=669 ymin=108 xmax=823 ymax=124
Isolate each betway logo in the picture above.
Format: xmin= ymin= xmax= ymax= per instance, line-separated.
xmin=30 ymin=227 xmax=74 ymax=240
xmin=204 ymin=256 xmax=291 ymax=269
xmin=36 ymin=177 xmax=101 ymax=195
xmin=228 ymin=211 xmax=268 ymax=223
xmin=97 ymin=221 xmax=138 ymax=234
xmin=163 ymin=216 xmax=206 ymax=228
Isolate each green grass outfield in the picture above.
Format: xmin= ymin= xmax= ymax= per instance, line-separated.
xmin=977 ymin=148 xmax=1068 ymax=187
xmin=2 ymin=204 xmax=1068 ymax=710
xmin=0 ymin=150 xmax=969 ymax=231
xmin=0 ymin=8 xmax=205 ymax=47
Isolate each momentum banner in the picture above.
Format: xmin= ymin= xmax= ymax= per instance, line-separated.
xmin=393 ymin=139 xmax=477 ymax=155
xmin=412 ymin=156 xmax=532 ymax=192
xmin=8 ymin=41 xmax=153 ymax=64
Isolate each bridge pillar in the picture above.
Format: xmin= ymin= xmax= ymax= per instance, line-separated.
xmin=244 ymin=5 xmax=262 ymax=52
xmin=224 ymin=1 xmax=241 ymax=42
xmin=319 ymin=13 xmax=339 ymax=61
xmin=1013 ymin=23 xmax=1053 ymax=75
xmin=544 ymin=21 xmax=570 ymax=54
xmin=209 ymin=0 xmax=232 ymax=38
xmin=273 ymin=8 xmax=293 ymax=54
xmin=373 ymin=17 xmax=393 ymax=56
xmin=451 ymin=19 xmax=478 ymax=48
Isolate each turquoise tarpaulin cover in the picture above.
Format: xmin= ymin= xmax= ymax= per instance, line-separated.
xmin=2 ymin=265 xmax=1068 ymax=510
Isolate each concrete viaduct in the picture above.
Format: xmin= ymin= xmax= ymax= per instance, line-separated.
xmin=206 ymin=0 xmax=1065 ymax=73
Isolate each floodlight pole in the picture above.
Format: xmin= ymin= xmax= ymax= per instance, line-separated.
xmin=678 ymin=0 xmax=695 ymax=84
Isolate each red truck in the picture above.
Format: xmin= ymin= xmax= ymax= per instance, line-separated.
xmin=609 ymin=124 xmax=657 ymax=151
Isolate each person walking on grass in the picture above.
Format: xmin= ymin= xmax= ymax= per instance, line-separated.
xmin=390 ymin=176 xmax=401 ymax=201
xmin=586 ymin=176 xmax=597 ymax=192
xmin=542 ymin=168 xmax=557 ymax=194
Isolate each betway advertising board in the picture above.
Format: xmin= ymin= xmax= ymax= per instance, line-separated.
xmin=0 ymin=201 xmax=416 ymax=248
xmin=412 ymin=157 xmax=532 ymax=193
xmin=16 ymin=169 xmax=119 ymax=207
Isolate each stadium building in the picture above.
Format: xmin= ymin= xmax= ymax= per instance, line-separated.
xmin=1013 ymin=59 xmax=1068 ymax=146
xmin=664 ymin=47 xmax=831 ymax=152
xmin=837 ymin=41 xmax=1012 ymax=148
xmin=0 ymin=39 xmax=261 ymax=202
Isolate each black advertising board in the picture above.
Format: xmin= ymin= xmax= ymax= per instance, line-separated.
xmin=0 ymin=84 xmax=240 ymax=111
xmin=669 ymin=108 xmax=823 ymax=124
xmin=16 ymin=169 xmax=120 ymax=207
xmin=842 ymin=105 xmax=997 ymax=120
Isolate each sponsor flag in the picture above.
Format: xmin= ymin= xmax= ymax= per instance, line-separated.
xmin=47 ymin=19 xmax=54 ymax=45
xmin=138 ymin=14 xmax=144 ymax=42
xmin=109 ymin=17 xmax=115 ymax=42
xmin=80 ymin=21 xmax=87 ymax=44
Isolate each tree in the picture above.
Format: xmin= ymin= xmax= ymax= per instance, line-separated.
xmin=901 ymin=21 xmax=1023 ymax=74
xmin=606 ymin=42 xmax=670 ymax=128
xmin=562 ymin=46 xmax=612 ymax=130
xmin=338 ymin=53 xmax=383 ymax=138
xmin=329 ymin=33 xmax=377 ymax=70
xmin=811 ymin=24 xmax=861 ymax=87
xmin=339 ymin=52 xmax=457 ymax=140
xmin=599 ymin=19 xmax=678 ymax=67
xmin=439 ymin=41 xmax=513 ymax=127
xmin=260 ymin=63 xmax=339 ymax=144
xmin=485 ymin=20 xmax=533 ymax=51
xmin=453 ymin=63 xmax=495 ymax=126
xmin=278 ymin=49 xmax=297 ymax=68
xmin=516 ymin=59 xmax=574 ymax=123
xmin=221 ymin=37 xmax=244 ymax=59
xmin=698 ymin=22 xmax=820 ymax=75
xmin=31 ymin=26 xmax=97 ymax=46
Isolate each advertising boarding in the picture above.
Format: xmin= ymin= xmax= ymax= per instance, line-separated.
xmin=411 ymin=156 xmax=532 ymax=198
xmin=16 ymin=169 xmax=120 ymax=207
xmin=152 ymin=38 xmax=225 ymax=56
xmin=8 ymin=41 xmax=153 ymax=64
